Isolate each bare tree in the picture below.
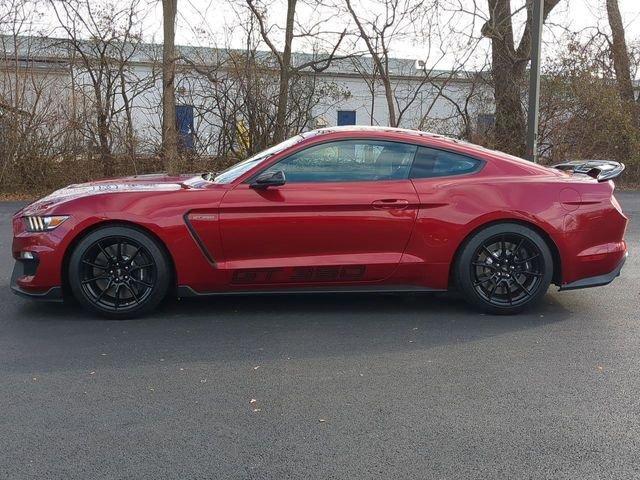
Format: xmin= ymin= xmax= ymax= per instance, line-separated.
xmin=247 ymin=0 xmax=294 ymax=142
xmin=344 ymin=0 xmax=485 ymax=132
xmin=605 ymin=0 xmax=638 ymax=128
xmin=245 ymin=0 xmax=347 ymax=142
xmin=417 ymin=69 xmax=491 ymax=141
xmin=343 ymin=0 xmax=409 ymax=127
xmin=536 ymin=33 xmax=640 ymax=171
xmin=343 ymin=0 xmax=450 ymax=128
xmin=162 ymin=0 xmax=178 ymax=170
xmin=0 ymin=0 xmax=67 ymax=189
xmin=50 ymin=0 xmax=154 ymax=177
xmin=176 ymin=8 xmax=349 ymax=158
xmin=481 ymin=0 xmax=560 ymax=157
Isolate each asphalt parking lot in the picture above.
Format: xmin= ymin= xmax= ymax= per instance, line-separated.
xmin=1 ymin=192 xmax=639 ymax=480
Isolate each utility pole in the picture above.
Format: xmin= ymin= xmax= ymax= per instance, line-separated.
xmin=526 ymin=0 xmax=544 ymax=163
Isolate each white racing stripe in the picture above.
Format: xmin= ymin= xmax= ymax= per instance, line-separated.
xmin=38 ymin=182 xmax=183 ymax=203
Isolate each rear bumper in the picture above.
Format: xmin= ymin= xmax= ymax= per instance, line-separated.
xmin=559 ymin=251 xmax=627 ymax=291
xmin=10 ymin=259 xmax=63 ymax=302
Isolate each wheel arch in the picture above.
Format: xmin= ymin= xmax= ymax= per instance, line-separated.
xmin=449 ymin=218 xmax=562 ymax=287
xmin=61 ymin=220 xmax=177 ymax=296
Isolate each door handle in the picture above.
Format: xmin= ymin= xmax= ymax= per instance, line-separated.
xmin=372 ymin=199 xmax=410 ymax=210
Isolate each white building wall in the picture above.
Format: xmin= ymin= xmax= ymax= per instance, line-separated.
xmin=311 ymin=73 xmax=493 ymax=136
xmin=1 ymin=41 xmax=494 ymax=155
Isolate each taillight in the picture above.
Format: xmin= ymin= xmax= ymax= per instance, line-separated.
xmin=611 ymin=195 xmax=624 ymax=215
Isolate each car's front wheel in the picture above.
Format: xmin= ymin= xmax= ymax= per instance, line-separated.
xmin=455 ymin=223 xmax=553 ymax=314
xmin=68 ymin=225 xmax=171 ymax=319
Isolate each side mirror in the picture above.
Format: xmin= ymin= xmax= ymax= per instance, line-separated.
xmin=250 ymin=170 xmax=286 ymax=189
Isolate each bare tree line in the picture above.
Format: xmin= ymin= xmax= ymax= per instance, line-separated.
xmin=1 ymin=0 xmax=639 ymax=194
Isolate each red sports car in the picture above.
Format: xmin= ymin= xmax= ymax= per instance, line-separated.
xmin=11 ymin=126 xmax=628 ymax=318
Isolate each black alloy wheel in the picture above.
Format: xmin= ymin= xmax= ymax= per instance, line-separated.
xmin=68 ymin=226 xmax=170 ymax=318
xmin=471 ymin=233 xmax=544 ymax=308
xmin=79 ymin=236 xmax=155 ymax=310
xmin=456 ymin=223 xmax=553 ymax=314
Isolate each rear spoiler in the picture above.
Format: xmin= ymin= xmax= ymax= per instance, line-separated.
xmin=552 ymin=160 xmax=625 ymax=182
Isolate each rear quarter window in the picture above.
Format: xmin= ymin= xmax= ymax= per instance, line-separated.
xmin=410 ymin=146 xmax=482 ymax=179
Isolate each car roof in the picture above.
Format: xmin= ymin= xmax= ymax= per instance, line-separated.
xmin=305 ymin=125 xmax=443 ymax=140
xmin=304 ymin=125 xmax=486 ymax=151
xmin=301 ymin=126 xmax=558 ymax=177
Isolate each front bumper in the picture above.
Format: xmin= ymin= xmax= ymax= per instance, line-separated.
xmin=11 ymin=212 xmax=72 ymax=299
xmin=559 ymin=251 xmax=627 ymax=291
xmin=10 ymin=258 xmax=63 ymax=301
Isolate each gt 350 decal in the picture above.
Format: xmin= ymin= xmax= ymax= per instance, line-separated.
xmin=232 ymin=265 xmax=367 ymax=284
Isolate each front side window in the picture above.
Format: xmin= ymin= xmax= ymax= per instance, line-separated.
xmin=410 ymin=146 xmax=482 ymax=179
xmin=260 ymin=140 xmax=418 ymax=183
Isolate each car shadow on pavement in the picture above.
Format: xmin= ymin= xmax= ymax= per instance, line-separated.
xmin=5 ymin=290 xmax=573 ymax=368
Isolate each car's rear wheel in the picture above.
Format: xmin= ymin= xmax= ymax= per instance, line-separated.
xmin=455 ymin=223 xmax=553 ymax=314
xmin=68 ymin=226 xmax=170 ymax=319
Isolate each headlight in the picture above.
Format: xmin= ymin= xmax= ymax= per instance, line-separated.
xmin=24 ymin=215 xmax=69 ymax=232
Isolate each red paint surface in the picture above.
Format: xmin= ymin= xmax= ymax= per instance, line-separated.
xmin=12 ymin=128 xmax=628 ymax=295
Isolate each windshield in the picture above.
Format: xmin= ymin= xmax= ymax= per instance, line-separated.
xmin=212 ymin=134 xmax=306 ymax=184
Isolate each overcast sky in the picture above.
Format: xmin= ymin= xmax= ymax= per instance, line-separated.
xmin=20 ymin=0 xmax=640 ymax=70
xmin=157 ymin=0 xmax=640 ymax=57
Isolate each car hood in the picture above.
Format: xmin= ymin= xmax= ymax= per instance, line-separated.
xmin=20 ymin=173 xmax=212 ymax=215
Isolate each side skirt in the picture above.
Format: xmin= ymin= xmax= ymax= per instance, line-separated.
xmin=177 ymin=285 xmax=446 ymax=298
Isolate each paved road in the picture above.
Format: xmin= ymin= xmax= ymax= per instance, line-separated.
xmin=1 ymin=193 xmax=639 ymax=480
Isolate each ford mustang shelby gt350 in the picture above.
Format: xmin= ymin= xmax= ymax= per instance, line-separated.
xmin=11 ymin=126 xmax=628 ymax=318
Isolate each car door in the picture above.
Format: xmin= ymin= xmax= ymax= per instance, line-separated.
xmin=218 ymin=139 xmax=420 ymax=287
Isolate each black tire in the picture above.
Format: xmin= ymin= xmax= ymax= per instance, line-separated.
xmin=68 ymin=225 xmax=171 ymax=319
xmin=455 ymin=223 xmax=553 ymax=315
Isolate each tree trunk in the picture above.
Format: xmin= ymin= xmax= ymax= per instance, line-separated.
xmin=369 ymin=78 xmax=376 ymax=125
xmin=380 ymin=68 xmax=397 ymax=127
xmin=97 ymin=117 xmax=113 ymax=177
xmin=92 ymin=83 xmax=113 ymax=177
xmin=606 ymin=0 xmax=639 ymax=127
xmin=485 ymin=0 xmax=525 ymax=156
xmin=273 ymin=0 xmax=296 ymax=143
xmin=120 ymin=74 xmax=136 ymax=167
xmin=491 ymin=53 xmax=527 ymax=157
xmin=162 ymin=0 xmax=178 ymax=171
xmin=484 ymin=0 xmax=559 ymax=157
